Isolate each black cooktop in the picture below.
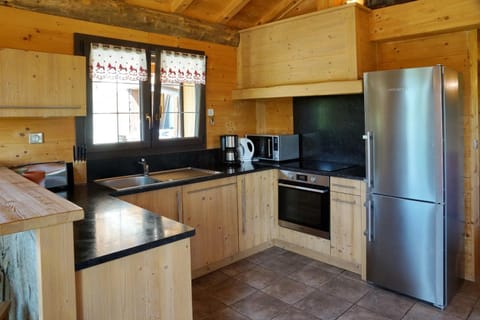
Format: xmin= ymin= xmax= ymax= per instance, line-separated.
xmin=282 ymin=160 xmax=354 ymax=172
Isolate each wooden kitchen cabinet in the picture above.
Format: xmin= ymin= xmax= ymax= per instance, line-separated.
xmin=0 ymin=48 xmax=86 ymax=117
xmin=330 ymin=177 xmax=364 ymax=268
xmin=119 ymin=186 xmax=182 ymax=221
xmin=237 ymin=170 xmax=276 ymax=252
xmin=182 ymin=177 xmax=239 ymax=273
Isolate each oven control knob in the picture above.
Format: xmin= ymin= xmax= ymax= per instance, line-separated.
xmin=309 ymin=176 xmax=316 ymax=183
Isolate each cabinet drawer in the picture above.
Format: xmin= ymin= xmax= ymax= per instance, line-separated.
xmin=330 ymin=177 xmax=362 ymax=195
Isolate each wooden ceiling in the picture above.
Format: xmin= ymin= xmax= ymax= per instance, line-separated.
xmin=2 ymin=0 xmax=358 ymax=46
xmin=122 ymin=0 xmax=347 ymax=30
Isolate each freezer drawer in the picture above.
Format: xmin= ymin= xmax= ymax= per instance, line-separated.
xmin=367 ymin=194 xmax=444 ymax=306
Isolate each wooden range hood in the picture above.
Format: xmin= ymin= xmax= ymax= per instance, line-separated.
xmin=232 ymin=4 xmax=374 ymax=100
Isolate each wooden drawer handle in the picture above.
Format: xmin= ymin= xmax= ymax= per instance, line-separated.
xmin=331 ymin=183 xmax=356 ymax=189
xmin=331 ymin=198 xmax=357 ymax=205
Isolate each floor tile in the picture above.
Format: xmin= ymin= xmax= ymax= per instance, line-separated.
xmin=220 ymin=259 xmax=257 ymax=277
xmin=289 ymin=263 xmax=339 ymax=289
xmin=443 ymin=292 xmax=478 ymax=319
xmin=337 ymin=305 xmax=391 ymax=320
xmin=201 ymin=307 xmax=251 ymax=320
xmin=402 ymin=303 xmax=463 ymax=320
xmin=258 ymin=252 xmax=309 ymax=275
xmin=317 ymin=274 xmax=372 ymax=303
xmin=279 ymin=250 xmax=317 ymax=265
xmin=469 ymin=307 xmax=480 ymax=320
xmin=459 ymin=281 xmax=480 ymax=300
xmin=341 ymin=270 xmax=362 ymax=281
xmin=194 ymin=270 xmax=231 ymax=290
xmin=232 ymin=291 xmax=289 ymax=320
xmin=271 ymin=306 xmax=320 ymax=320
xmin=234 ymin=265 xmax=282 ymax=289
xmin=208 ymin=278 xmax=257 ymax=305
xmin=308 ymin=260 xmax=344 ymax=275
xmin=356 ymin=288 xmax=415 ymax=320
xmin=294 ymin=290 xmax=352 ymax=320
xmin=262 ymin=277 xmax=316 ymax=304
xmin=246 ymin=246 xmax=287 ymax=265
xmin=193 ymin=290 xmax=228 ymax=320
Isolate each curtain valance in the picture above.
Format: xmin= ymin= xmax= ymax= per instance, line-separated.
xmin=160 ymin=50 xmax=206 ymax=85
xmin=89 ymin=43 xmax=148 ymax=82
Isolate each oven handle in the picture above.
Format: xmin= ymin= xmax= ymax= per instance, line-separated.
xmin=278 ymin=183 xmax=328 ymax=194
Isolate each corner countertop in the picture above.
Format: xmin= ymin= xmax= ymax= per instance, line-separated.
xmin=66 ymin=183 xmax=195 ymax=271
xmin=0 ymin=167 xmax=84 ymax=236
xmin=66 ymin=161 xmax=364 ymax=271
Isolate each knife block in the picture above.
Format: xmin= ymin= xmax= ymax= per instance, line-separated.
xmin=73 ymin=161 xmax=87 ymax=185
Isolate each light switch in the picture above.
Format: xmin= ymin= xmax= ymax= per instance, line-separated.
xmin=207 ymin=108 xmax=214 ymax=117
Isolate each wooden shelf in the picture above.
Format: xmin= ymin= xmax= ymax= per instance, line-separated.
xmin=232 ymin=80 xmax=363 ymax=100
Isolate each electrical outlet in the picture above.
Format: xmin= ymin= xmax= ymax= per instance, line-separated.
xmin=207 ymin=108 xmax=214 ymax=117
xmin=28 ymin=132 xmax=44 ymax=144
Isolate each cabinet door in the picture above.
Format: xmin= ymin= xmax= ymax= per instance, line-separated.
xmin=0 ymin=48 xmax=86 ymax=116
xmin=119 ymin=186 xmax=182 ymax=221
xmin=182 ymin=177 xmax=239 ymax=271
xmin=330 ymin=191 xmax=362 ymax=264
xmin=237 ymin=170 xmax=275 ymax=251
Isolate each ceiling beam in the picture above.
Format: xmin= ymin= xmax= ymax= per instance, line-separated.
xmin=255 ymin=0 xmax=305 ymax=25
xmin=170 ymin=0 xmax=194 ymax=13
xmin=213 ymin=0 xmax=251 ymax=23
xmin=1 ymin=0 xmax=239 ymax=46
xmin=316 ymin=0 xmax=345 ymax=10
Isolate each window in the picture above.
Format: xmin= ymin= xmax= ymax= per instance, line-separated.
xmin=74 ymin=34 xmax=206 ymax=158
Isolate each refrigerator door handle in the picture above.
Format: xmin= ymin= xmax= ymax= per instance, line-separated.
xmin=363 ymin=131 xmax=373 ymax=189
xmin=364 ymin=199 xmax=374 ymax=242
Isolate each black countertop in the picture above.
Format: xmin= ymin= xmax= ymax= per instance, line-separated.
xmin=66 ymin=161 xmax=364 ymax=271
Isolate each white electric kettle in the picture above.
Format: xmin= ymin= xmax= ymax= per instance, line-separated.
xmin=238 ymin=138 xmax=255 ymax=162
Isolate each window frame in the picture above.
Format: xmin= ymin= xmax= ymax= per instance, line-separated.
xmin=74 ymin=34 xmax=207 ymax=160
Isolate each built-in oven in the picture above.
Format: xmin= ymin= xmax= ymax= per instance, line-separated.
xmin=278 ymin=169 xmax=330 ymax=239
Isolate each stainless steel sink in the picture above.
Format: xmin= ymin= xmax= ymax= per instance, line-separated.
xmin=95 ymin=167 xmax=222 ymax=191
xmin=95 ymin=175 xmax=161 ymax=191
xmin=149 ymin=167 xmax=222 ymax=182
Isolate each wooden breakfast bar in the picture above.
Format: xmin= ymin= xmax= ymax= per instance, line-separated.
xmin=0 ymin=167 xmax=195 ymax=320
xmin=0 ymin=167 xmax=84 ymax=320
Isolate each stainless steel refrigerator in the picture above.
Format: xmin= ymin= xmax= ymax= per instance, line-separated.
xmin=363 ymin=65 xmax=463 ymax=308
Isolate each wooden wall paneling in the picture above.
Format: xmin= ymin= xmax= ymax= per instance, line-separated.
xmin=255 ymin=98 xmax=294 ymax=134
xmin=0 ymin=118 xmax=75 ymax=167
xmin=0 ymin=6 xmax=240 ymax=165
xmin=376 ymin=29 xmax=479 ymax=281
xmin=369 ymin=0 xmax=480 ymax=42
xmin=355 ymin=5 xmax=376 ymax=78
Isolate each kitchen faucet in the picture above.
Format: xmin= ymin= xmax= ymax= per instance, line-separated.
xmin=138 ymin=158 xmax=149 ymax=176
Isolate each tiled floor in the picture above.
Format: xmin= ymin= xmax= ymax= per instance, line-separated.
xmin=192 ymin=246 xmax=480 ymax=320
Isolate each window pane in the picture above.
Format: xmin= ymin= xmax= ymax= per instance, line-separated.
xmin=117 ymin=82 xmax=141 ymax=113
xmin=118 ymin=113 xmax=141 ymax=142
xmin=92 ymin=82 xmax=117 ymax=113
xmin=93 ymin=114 xmax=118 ymax=144
xmin=92 ymin=79 xmax=143 ymax=145
xmin=157 ymin=82 xmax=202 ymax=141
xmin=183 ymin=112 xmax=199 ymax=137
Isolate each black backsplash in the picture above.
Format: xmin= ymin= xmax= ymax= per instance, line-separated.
xmin=293 ymin=94 xmax=365 ymax=166
xmin=87 ymin=149 xmax=221 ymax=181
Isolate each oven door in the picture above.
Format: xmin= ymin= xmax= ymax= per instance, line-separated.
xmin=278 ymin=180 xmax=330 ymax=239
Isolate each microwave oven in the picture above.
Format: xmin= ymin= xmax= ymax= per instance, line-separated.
xmin=246 ymin=134 xmax=299 ymax=161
